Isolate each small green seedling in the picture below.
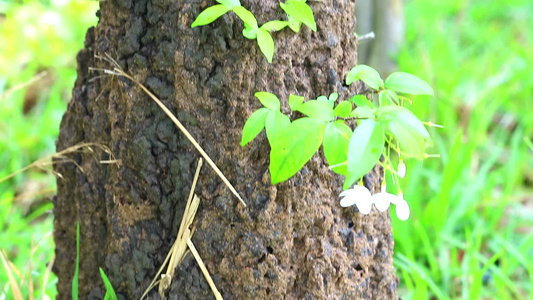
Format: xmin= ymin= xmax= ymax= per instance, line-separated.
xmin=73 ymin=222 xmax=118 ymax=300
xmin=191 ymin=0 xmax=316 ymax=63
xmin=280 ymin=0 xmax=317 ymax=32
xmin=190 ymin=0 xmax=241 ymax=28
xmin=72 ymin=222 xmax=80 ymax=300
xmin=99 ymin=268 xmax=118 ymax=300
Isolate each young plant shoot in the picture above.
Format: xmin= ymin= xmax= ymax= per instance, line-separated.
xmin=191 ymin=0 xmax=315 ymax=63
xmin=242 ymin=65 xmax=437 ymax=220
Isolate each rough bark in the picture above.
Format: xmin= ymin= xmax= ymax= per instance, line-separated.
xmin=54 ymin=0 xmax=398 ymax=299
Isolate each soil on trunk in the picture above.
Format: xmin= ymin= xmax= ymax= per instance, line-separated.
xmin=54 ymin=0 xmax=398 ymax=299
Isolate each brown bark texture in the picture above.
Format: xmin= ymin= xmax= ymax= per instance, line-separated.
xmin=53 ymin=0 xmax=398 ymax=299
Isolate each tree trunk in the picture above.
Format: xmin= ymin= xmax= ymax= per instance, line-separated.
xmin=355 ymin=0 xmax=405 ymax=77
xmin=54 ymin=0 xmax=398 ymax=299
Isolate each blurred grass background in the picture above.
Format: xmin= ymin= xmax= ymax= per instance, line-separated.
xmin=0 ymin=0 xmax=531 ymax=299
xmin=393 ymin=0 xmax=533 ymax=299
xmin=0 ymin=0 xmax=98 ymax=297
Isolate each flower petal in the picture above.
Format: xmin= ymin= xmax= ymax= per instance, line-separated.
xmin=397 ymin=160 xmax=406 ymax=178
xmin=394 ymin=198 xmax=410 ymax=221
xmin=339 ymin=186 xmax=371 ymax=208
xmin=339 ymin=189 xmax=353 ymax=198
xmin=351 ymin=185 xmax=371 ymax=197
xmin=340 ymin=195 xmax=357 ymax=207
xmin=372 ymin=193 xmax=392 ymax=212
xmin=355 ymin=197 xmax=372 ymax=214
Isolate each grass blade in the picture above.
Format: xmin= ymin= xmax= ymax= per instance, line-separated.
xmin=72 ymin=222 xmax=80 ymax=300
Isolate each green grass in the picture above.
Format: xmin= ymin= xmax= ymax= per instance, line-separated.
xmin=0 ymin=0 xmax=98 ymax=298
xmin=392 ymin=0 xmax=533 ymax=299
xmin=72 ymin=222 xmax=79 ymax=300
xmin=1 ymin=0 xmax=532 ymax=299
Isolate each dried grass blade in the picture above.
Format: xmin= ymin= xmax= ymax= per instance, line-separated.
xmin=186 ymin=238 xmax=223 ymax=300
xmin=41 ymin=255 xmax=55 ymax=298
xmin=0 ymin=142 xmax=117 ymax=184
xmin=28 ymin=237 xmax=35 ymax=300
xmin=166 ymin=159 xmax=203 ymax=277
xmin=140 ymin=249 xmax=171 ymax=300
xmin=0 ymin=250 xmax=23 ymax=300
xmin=112 ymin=66 xmax=246 ymax=207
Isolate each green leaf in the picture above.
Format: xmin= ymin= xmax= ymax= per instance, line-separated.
xmin=390 ymin=123 xmax=427 ymax=159
xmin=346 ymin=64 xmax=384 ymax=90
xmin=241 ymin=108 xmax=269 ymax=146
xmin=350 ymin=106 xmax=375 ymax=119
xmin=329 ymin=92 xmax=339 ymax=102
xmin=232 ymin=6 xmax=258 ymax=29
xmin=265 ymin=110 xmax=291 ymax=145
xmin=381 ymin=89 xmax=399 ymax=104
xmin=255 ymin=92 xmax=280 ymax=110
xmin=316 ymin=95 xmax=328 ymax=102
xmin=379 ymin=106 xmax=429 ymax=139
xmin=385 ymin=72 xmax=434 ymax=96
xmin=100 ymin=268 xmax=118 ymax=300
xmin=270 ymin=118 xmax=326 ymax=184
xmin=323 ymin=120 xmax=352 ymax=175
xmin=344 ymin=119 xmax=384 ymax=189
xmin=280 ymin=0 xmax=317 ymax=32
xmin=216 ymin=0 xmax=241 ymax=9
xmin=295 ymin=100 xmax=334 ymax=122
xmin=316 ymin=95 xmax=334 ymax=108
xmin=350 ymin=94 xmax=374 ymax=108
xmin=289 ymin=94 xmax=304 ymax=110
xmin=257 ymin=29 xmax=275 ymax=63
xmin=191 ymin=5 xmax=230 ymax=28
xmin=242 ymin=24 xmax=257 ymax=39
xmin=333 ymin=101 xmax=352 ymax=118
xmin=261 ymin=20 xmax=289 ymax=32
xmin=287 ymin=15 xmax=302 ymax=32
xmin=379 ymin=106 xmax=430 ymax=159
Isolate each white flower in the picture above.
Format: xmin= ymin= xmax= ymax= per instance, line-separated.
xmin=339 ymin=187 xmax=411 ymax=221
xmin=371 ymin=192 xmax=410 ymax=220
xmin=397 ymin=160 xmax=406 ymax=178
xmin=339 ymin=186 xmax=372 ymax=214
xmin=389 ymin=194 xmax=410 ymax=221
xmin=371 ymin=192 xmax=392 ymax=212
